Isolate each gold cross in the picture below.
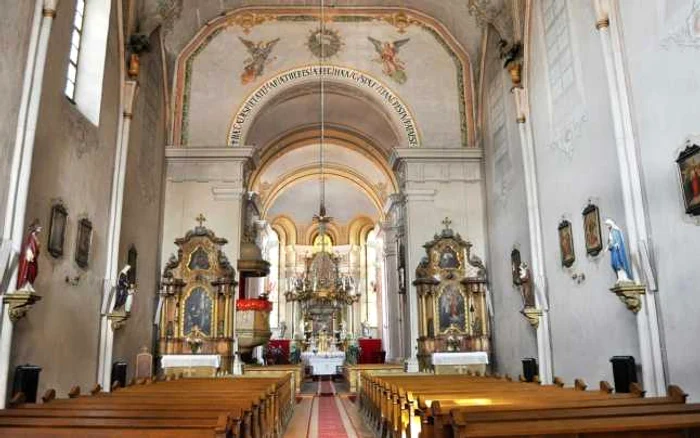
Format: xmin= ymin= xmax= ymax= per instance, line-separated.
xmin=195 ymin=214 xmax=206 ymax=227
xmin=442 ymin=217 xmax=452 ymax=229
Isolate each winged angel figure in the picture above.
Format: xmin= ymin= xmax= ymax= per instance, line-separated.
xmin=368 ymin=37 xmax=410 ymax=84
xmin=239 ymin=37 xmax=280 ymax=85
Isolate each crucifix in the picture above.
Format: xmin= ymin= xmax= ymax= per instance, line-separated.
xmin=442 ymin=217 xmax=452 ymax=230
xmin=195 ymin=214 xmax=207 ymax=227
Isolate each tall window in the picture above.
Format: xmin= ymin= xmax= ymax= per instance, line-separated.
xmin=65 ymin=0 xmax=86 ymax=101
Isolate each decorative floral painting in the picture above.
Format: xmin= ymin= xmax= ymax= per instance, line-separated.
xmin=239 ymin=36 xmax=280 ymax=85
xmin=368 ymin=37 xmax=410 ymax=84
xmin=677 ymin=143 xmax=700 ymax=216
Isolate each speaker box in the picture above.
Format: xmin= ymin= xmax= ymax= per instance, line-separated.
xmin=522 ymin=357 xmax=538 ymax=382
xmin=12 ymin=364 xmax=42 ymax=403
xmin=111 ymin=361 xmax=128 ymax=388
xmin=610 ymin=356 xmax=637 ymax=393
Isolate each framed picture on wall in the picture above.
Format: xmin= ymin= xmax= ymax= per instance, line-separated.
xmin=47 ymin=202 xmax=68 ymax=258
xmin=75 ymin=218 xmax=93 ymax=268
xmin=558 ymin=219 xmax=575 ymax=268
xmin=582 ymin=203 xmax=603 ymax=256
xmin=676 ymin=142 xmax=700 ymax=216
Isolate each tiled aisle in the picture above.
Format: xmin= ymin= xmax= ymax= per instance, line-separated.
xmin=283 ymin=380 xmax=376 ymax=438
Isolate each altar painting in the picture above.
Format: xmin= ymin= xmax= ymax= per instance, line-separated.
xmin=438 ymin=283 xmax=466 ymax=333
xmin=183 ymin=287 xmax=213 ymax=336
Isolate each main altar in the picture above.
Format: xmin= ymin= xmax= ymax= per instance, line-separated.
xmin=413 ymin=219 xmax=491 ymax=374
xmin=285 ymin=247 xmax=359 ymax=358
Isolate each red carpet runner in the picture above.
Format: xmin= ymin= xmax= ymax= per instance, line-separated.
xmin=316 ymin=394 xmax=348 ymax=438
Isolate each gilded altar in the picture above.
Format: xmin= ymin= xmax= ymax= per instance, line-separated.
xmin=413 ymin=219 xmax=490 ymax=372
xmin=158 ymin=221 xmax=238 ymax=373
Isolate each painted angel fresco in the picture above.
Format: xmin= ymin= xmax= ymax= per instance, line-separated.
xmin=239 ymin=36 xmax=280 ymax=85
xmin=368 ymin=37 xmax=410 ymax=84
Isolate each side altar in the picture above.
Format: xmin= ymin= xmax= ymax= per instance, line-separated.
xmin=158 ymin=221 xmax=239 ymax=375
xmin=413 ymin=219 xmax=491 ymax=374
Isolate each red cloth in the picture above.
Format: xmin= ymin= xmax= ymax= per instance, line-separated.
xmin=358 ymin=339 xmax=382 ymax=364
xmin=267 ymin=340 xmax=290 ymax=358
xmin=16 ymin=230 xmax=40 ymax=290
xmin=236 ymin=299 xmax=272 ymax=312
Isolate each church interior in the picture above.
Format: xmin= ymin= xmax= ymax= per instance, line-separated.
xmin=1 ymin=0 xmax=700 ymax=436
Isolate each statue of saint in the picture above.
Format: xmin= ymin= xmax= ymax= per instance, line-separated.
xmin=113 ymin=265 xmax=131 ymax=312
xmin=16 ymin=221 xmax=41 ymax=292
xmin=518 ymin=262 xmax=536 ymax=308
xmin=605 ymin=219 xmax=633 ymax=283
xmin=125 ymin=283 xmax=136 ymax=314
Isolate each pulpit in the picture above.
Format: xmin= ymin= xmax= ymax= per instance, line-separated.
xmin=158 ymin=221 xmax=238 ymax=373
xmin=413 ymin=219 xmax=491 ymax=373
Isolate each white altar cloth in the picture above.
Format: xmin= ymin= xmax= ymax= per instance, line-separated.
xmin=161 ymin=354 xmax=221 ymax=369
xmin=432 ymin=352 xmax=489 ymax=366
xmin=301 ymin=352 xmax=345 ymax=375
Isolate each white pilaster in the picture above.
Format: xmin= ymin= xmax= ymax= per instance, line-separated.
xmin=390 ymin=148 xmax=486 ymax=361
xmin=0 ymin=1 xmax=59 ymax=408
xmin=97 ymin=80 xmax=139 ymax=390
xmin=592 ymin=0 xmax=666 ymax=396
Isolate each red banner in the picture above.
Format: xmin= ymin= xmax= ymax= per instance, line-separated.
xmin=236 ymin=299 xmax=273 ymax=312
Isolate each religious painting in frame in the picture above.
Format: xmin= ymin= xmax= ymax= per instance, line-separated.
xmin=582 ymin=204 xmax=603 ymax=256
xmin=75 ymin=218 xmax=92 ymax=268
xmin=558 ymin=219 xmax=575 ymax=268
xmin=47 ymin=202 xmax=68 ymax=258
xmin=437 ymin=282 xmax=467 ymax=333
xmin=182 ymin=286 xmax=214 ymax=337
xmin=676 ymin=142 xmax=700 ymax=216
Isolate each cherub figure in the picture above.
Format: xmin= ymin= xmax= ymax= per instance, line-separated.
xmin=239 ymin=37 xmax=280 ymax=84
xmin=368 ymin=37 xmax=410 ymax=84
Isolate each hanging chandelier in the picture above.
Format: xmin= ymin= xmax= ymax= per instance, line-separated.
xmin=284 ymin=0 xmax=359 ymax=315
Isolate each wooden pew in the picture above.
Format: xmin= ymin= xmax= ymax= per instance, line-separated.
xmin=359 ymin=372 xmax=698 ymax=438
xmin=0 ymin=375 xmax=293 ymax=438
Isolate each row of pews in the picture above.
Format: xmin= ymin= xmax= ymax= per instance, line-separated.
xmin=359 ymin=372 xmax=700 ymax=437
xmin=0 ymin=374 xmax=294 ymax=437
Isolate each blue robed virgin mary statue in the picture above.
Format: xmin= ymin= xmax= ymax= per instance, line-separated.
xmin=605 ymin=219 xmax=633 ymax=283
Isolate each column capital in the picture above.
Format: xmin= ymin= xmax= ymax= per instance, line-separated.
xmin=592 ymin=0 xmax=611 ymax=29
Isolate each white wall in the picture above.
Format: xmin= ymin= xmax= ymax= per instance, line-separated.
xmin=482 ymin=28 xmax=538 ymax=379
xmin=11 ymin=0 xmax=121 ymax=397
xmin=525 ymin=0 xmax=640 ymax=385
xmin=618 ymin=0 xmax=700 ymax=400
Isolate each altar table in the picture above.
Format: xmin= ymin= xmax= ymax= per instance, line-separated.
xmin=431 ymin=351 xmax=488 ymax=375
xmin=301 ymin=352 xmax=345 ymax=376
xmin=161 ymin=354 xmax=221 ymax=378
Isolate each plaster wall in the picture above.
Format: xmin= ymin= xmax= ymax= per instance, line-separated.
xmin=160 ymin=160 xmax=247 ymax=273
xmin=182 ymin=18 xmax=464 ymax=148
xmin=398 ymin=154 xmax=487 ymax=357
xmin=526 ymin=0 xmax=639 ymax=385
xmin=11 ymin=0 xmax=121 ymax=397
xmin=0 ymin=1 xmax=36 ymax=238
xmin=617 ymin=0 xmax=700 ymax=400
xmin=481 ymin=30 xmax=537 ymax=378
xmin=112 ymin=31 xmax=167 ymax=382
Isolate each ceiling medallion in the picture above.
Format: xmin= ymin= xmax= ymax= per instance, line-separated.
xmin=307 ymin=28 xmax=344 ymax=58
